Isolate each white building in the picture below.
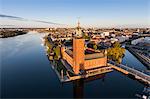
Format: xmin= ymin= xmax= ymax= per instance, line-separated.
xmin=110 ymin=38 xmax=118 ymax=43
xmin=116 ymin=36 xmax=129 ymax=43
xmin=103 ymin=32 xmax=110 ymax=36
xmin=131 ymin=37 xmax=150 ymax=45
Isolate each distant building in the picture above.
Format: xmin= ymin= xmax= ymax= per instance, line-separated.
xmin=103 ymin=32 xmax=110 ymax=36
xmin=110 ymin=38 xmax=118 ymax=43
xmin=131 ymin=37 xmax=150 ymax=45
xmin=116 ymin=36 xmax=129 ymax=43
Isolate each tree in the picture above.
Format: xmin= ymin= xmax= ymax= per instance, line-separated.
xmin=113 ymin=41 xmax=121 ymax=48
xmin=54 ymin=46 xmax=61 ymax=60
xmin=107 ymin=42 xmax=125 ymax=63
xmin=83 ymin=33 xmax=90 ymax=40
xmin=46 ymin=42 xmax=53 ymax=53
xmin=93 ymin=44 xmax=97 ymax=50
xmin=47 ymin=48 xmax=51 ymax=54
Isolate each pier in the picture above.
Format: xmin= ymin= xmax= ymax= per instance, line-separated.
xmin=108 ymin=60 xmax=150 ymax=85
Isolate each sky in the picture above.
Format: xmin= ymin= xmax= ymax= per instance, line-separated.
xmin=1 ymin=0 xmax=150 ymax=28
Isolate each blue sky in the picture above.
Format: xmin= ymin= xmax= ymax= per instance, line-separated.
xmin=1 ymin=0 xmax=150 ymax=28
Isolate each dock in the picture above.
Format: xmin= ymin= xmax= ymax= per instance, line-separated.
xmin=108 ymin=60 xmax=150 ymax=85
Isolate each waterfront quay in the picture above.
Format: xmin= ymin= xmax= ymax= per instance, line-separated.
xmin=47 ymin=55 xmax=150 ymax=85
xmin=108 ymin=61 xmax=150 ymax=85
xmin=126 ymin=45 xmax=150 ymax=69
xmin=50 ymin=59 xmax=113 ymax=82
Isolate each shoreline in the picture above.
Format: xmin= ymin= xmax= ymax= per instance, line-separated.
xmin=125 ymin=46 xmax=150 ymax=70
xmin=0 ymin=30 xmax=27 ymax=38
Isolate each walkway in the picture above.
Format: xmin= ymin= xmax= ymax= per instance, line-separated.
xmin=109 ymin=60 xmax=150 ymax=85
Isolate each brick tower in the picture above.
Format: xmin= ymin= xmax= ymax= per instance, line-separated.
xmin=73 ymin=38 xmax=85 ymax=74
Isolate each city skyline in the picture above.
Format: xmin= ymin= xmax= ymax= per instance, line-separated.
xmin=1 ymin=0 xmax=150 ymax=28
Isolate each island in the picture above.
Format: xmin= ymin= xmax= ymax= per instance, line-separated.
xmin=0 ymin=29 xmax=27 ymax=38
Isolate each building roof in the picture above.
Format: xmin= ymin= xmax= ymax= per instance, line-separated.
xmin=65 ymin=48 xmax=105 ymax=60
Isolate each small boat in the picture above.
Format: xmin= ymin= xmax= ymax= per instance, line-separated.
xmin=136 ymin=87 xmax=150 ymax=99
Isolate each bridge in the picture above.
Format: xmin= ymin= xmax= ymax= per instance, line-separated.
xmin=108 ymin=60 xmax=150 ymax=85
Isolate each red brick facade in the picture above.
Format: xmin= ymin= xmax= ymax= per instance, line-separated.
xmin=61 ymin=38 xmax=107 ymax=74
xmin=73 ymin=38 xmax=85 ymax=74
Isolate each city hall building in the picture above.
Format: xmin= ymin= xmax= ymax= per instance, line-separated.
xmin=61 ymin=21 xmax=109 ymax=75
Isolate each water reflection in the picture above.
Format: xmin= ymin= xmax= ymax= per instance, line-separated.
xmin=73 ymin=74 xmax=105 ymax=99
xmin=73 ymin=79 xmax=84 ymax=98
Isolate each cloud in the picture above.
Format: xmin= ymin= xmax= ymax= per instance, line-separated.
xmin=0 ymin=14 xmax=26 ymax=21
xmin=32 ymin=20 xmax=61 ymax=25
xmin=0 ymin=14 xmax=62 ymax=25
xmin=0 ymin=25 xmax=15 ymax=26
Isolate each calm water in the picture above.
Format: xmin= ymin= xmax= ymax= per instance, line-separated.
xmin=1 ymin=32 xmax=148 ymax=98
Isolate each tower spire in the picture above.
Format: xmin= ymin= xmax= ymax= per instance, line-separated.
xmin=77 ymin=17 xmax=80 ymax=28
xmin=75 ymin=17 xmax=82 ymax=38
